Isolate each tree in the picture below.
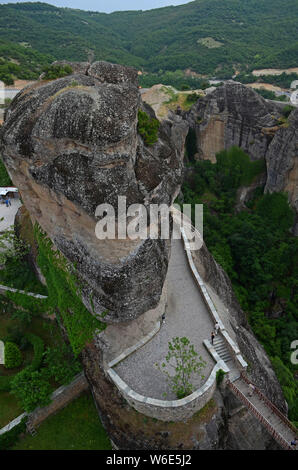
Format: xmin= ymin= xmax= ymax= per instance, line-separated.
xmin=137 ymin=110 xmax=160 ymax=146
xmin=43 ymin=343 xmax=81 ymax=385
xmin=10 ymin=368 xmax=52 ymax=412
xmin=0 ymin=228 xmax=29 ymax=266
xmin=156 ymin=337 xmax=206 ymax=399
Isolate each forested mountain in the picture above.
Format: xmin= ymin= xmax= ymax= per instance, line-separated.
xmin=0 ymin=0 xmax=297 ymax=76
xmin=0 ymin=40 xmax=53 ymax=84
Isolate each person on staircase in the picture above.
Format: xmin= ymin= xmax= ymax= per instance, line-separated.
xmin=214 ymin=322 xmax=220 ymax=335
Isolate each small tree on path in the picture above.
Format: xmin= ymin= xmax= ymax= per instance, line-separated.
xmin=156 ymin=336 xmax=206 ymax=399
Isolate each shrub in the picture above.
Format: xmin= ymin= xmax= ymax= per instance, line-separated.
xmin=4 ymin=342 xmax=23 ymax=369
xmin=216 ymin=369 xmax=226 ymax=386
xmin=25 ymin=333 xmax=44 ymax=371
xmin=0 ymin=159 xmax=12 ymax=186
xmin=42 ymin=64 xmax=72 ymax=80
xmin=137 ymin=110 xmax=160 ymax=146
xmin=10 ymin=368 xmax=52 ymax=412
xmin=43 ymin=343 xmax=81 ymax=385
xmin=282 ymin=105 xmax=295 ymax=118
xmin=186 ymin=92 xmax=199 ymax=104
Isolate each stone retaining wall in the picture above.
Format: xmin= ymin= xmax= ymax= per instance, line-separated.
xmin=108 ymin=360 xmax=229 ymax=422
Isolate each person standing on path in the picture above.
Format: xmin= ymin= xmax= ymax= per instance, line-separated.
xmin=215 ymin=322 xmax=220 ymax=335
xmin=4 ymin=197 xmax=9 ymax=207
xmin=211 ymin=331 xmax=215 ymax=345
xmin=290 ymin=437 xmax=297 ymax=448
xmin=248 ymin=383 xmax=255 ymax=397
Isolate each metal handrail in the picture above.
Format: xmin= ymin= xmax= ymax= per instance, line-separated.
xmin=228 ymin=380 xmax=293 ymax=450
xmin=240 ymin=372 xmax=298 ymax=434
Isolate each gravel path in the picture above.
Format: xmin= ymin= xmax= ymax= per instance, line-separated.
xmin=114 ymin=234 xmax=215 ymax=400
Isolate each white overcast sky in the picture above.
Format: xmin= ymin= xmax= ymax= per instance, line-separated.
xmin=0 ymin=1 xmax=192 ymax=13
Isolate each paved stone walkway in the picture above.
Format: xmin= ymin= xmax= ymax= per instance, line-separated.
xmin=0 ymin=198 xmax=21 ymax=232
xmin=114 ymin=234 xmax=215 ymax=400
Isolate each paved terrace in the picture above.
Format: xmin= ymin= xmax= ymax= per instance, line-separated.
xmin=0 ymin=198 xmax=22 ymax=232
xmin=114 ymin=232 xmax=215 ymax=400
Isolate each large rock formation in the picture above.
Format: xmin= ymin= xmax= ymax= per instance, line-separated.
xmin=185 ymin=82 xmax=298 ymax=231
xmin=0 ymin=61 xmax=188 ymax=323
xmin=265 ymin=108 xmax=298 ymax=234
xmin=186 ymin=82 xmax=281 ymax=163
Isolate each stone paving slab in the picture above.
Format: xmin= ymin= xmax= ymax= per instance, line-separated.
xmin=0 ymin=198 xmax=21 ymax=233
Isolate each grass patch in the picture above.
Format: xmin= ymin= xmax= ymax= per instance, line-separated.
xmin=0 ymin=391 xmax=24 ymax=428
xmin=12 ymin=392 xmax=112 ymax=450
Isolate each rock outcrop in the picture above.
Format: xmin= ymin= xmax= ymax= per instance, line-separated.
xmin=186 ymin=82 xmax=281 ymax=163
xmin=0 ymin=61 xmax=188 ymax=323
xmin=265 ymin=108 xmax=298 ymax=234
xmin=185 ymin=82 xmax=298 ymax=231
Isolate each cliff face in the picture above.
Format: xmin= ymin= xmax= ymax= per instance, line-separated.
xmin=0 ymin=61 xmax=188 ymax=323
xmin=186 ymin=83 xmax=298 ymax=230
xmin=186 ymin=82 xmax=280 ymax=163
xmin=265 ymin=108 xmax=298 ymax=234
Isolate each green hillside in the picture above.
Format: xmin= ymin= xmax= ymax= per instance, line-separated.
xmin=0 ymin=40 xmax=53 ymax=84
xmin=0 ymin=0 xmax=297 ymax=77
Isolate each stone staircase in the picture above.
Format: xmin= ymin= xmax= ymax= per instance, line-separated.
xmin=213 ymin=335 xmax=233 ymax=363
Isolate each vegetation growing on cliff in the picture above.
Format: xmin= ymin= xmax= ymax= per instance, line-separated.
xmin=0 ymin=159 xmax=12 ymax=186
xmin=41 ymin=64 xmax=73 ymax=80
xmin=181 ymin=147 xmax=298 ymax=423
xmin=137 ymin=110 xmax=160 ymax=146
xmin=34 ymin=225 xmax=106 ymax=356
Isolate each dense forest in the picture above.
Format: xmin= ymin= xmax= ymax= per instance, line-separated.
xmin=179 ymin=146 xmax=298 ymax=425
xmin=0 ymin=1 xmax=297 ymax=78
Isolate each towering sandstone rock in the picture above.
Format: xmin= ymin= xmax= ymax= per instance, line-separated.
xmin=0 ymin=61 xmax=188 ymax=323
xmin=186 ymin=83 xmax=298 ymax=232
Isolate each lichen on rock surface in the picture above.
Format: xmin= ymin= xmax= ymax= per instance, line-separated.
xmin=0 ymin=61 xmax=188 ymax=323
